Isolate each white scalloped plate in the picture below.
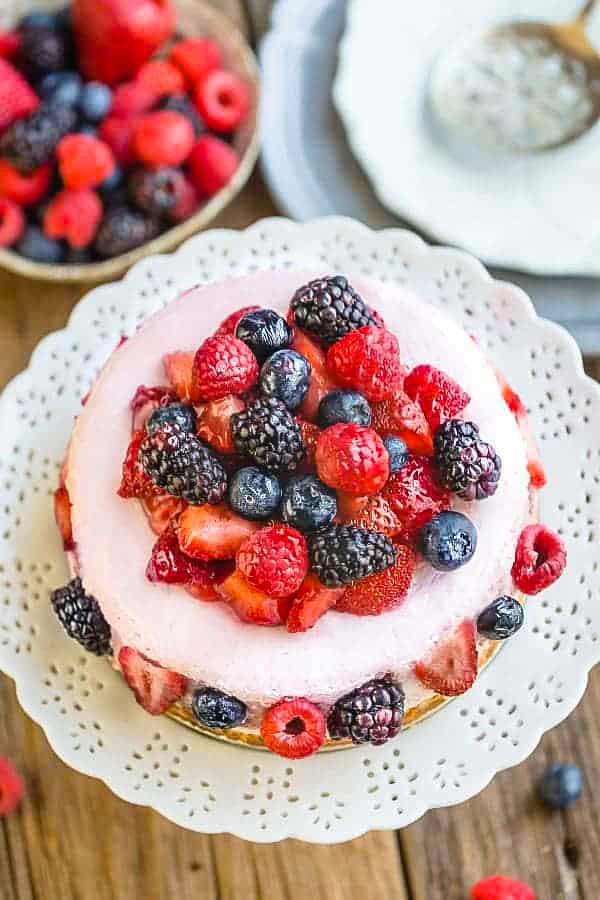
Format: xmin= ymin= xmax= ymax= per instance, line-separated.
xmin=1 ymin=217 xmax=599 ymax=843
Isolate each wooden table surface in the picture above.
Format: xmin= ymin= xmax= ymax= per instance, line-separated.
xmin=2 ymin=2 xmax=600 ymax=898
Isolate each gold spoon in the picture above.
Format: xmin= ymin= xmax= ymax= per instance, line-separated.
xmin=430 ymin=0 xmax=600 ymax=152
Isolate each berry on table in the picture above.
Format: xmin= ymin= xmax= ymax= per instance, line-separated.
xmin=231 ymin=397 xmax=306 ymax=473
xmin=0 ymin=758 xmax=24 ymax=817
xmin=281 ymin=474 xmax=337 ymax=533
xmin=228 ymin=466 xmax=282 ymax=521
xmin=57 ymin=133 xmax=115 ymax=189
xmin=404 ymin=364 xmax=471 ymax=430
xmin=538 ymin=763 xmax=583 ymax=809
xmin=384 ymin=456 xmax=451 ymax=545
xmin=16 ymin=225 xmax=65 ymax=263
xmin=477 ymin=596 xmax=524 ymax=640
xmin=261 ymin=697 xmax=326 ymax=759
xmin=318 ymin=389 xmax=371 ymax=429
xmin=309 ymin=524 xmax=397 ymax=588
xmin=237 ymin=524 xmax=308 ymax=598
xmin=327 ymin=677 xmax=405 ymax=745
xmin=39 ymin=71 xmax=82 ymax=107
xmin=51 ymin=577 xmax=112 ymax=656
xmin=137 ymin=59 xmax=184 ymax=97
xmin=383 ymin=435 xmax=409 ymax=473
xmin=140 ymin=421 xmax=228 ymax=505
xmin=434 ymin=419 xmax=502 ymax=500
xmin=0 ymin=58 xmax=39 ymax=131
xmin=169 ymin=37 xmax=222 ymax=87
xmin=290 ymin=275 xmax=380 ymax=347
xmin=128 ymin=166 xmax=188 ymax=218
xmin=0 ymin=103 xmax=76 ymax=173
xmin=419 ymin=510 xmax=478 ymax=572
xmin=511 ymin=524 xmax=566 ymax=594
xmin=192 ymin=687 xmax=248 ymax=729
xmin=371 ymin=389 xmax=434 ymax=456
xmin=194 ymin=69 xmax=249 ymax=132
xmin=0 ymin=198 xmax=25 ymax=247
xmin=146 ymin=523 xmax=226 ymax=590
xmin=326 ymin=325 xmax=403 ymax=402
xmin=217 ymin=570 xmax=290 ymax=625
xmin=316 ymin=423 xmax=389 ymax=496
xmin=43 ymin=188 xmax=102 ymax=249
xmin=0 ymin=159 xmax=51 ymax=205
xmin=178 ymin=502 xmax=259 ymax=561
xmin=337 ymin=543 xmax=416 ymax=616
xmin=286 ymin=574 xmax=343 ymax=633
xmin=414 ymin=620 xmax=478 ymax=696
xmin=94 ymin=205 xmax=160 ymax=257
xmin=191 ymin=334 xmax=259 ymax=401
xmin=131 ymin=110 xmax=194 ymax=167
xmin=259 ymin=349 xmax=311 ymax=410
xmin=146 ymin=402 xmax=197 ymax=435
xmin=187 ymin=134 xmax=239 ymax=196
xmin=235 ymin=308 xmax=292 ymax=361
xmin=79 ymin=81 xmax=112 ymax=123
xmin=470 ymin=875 xmax=536 ymax=900
xmin=118 ymin=646 xmax=187 ymax=716
xmin=118 ymin=428 xmax=162 ymax=499
xmin=196 ymin=395 xmax=245 ymax=454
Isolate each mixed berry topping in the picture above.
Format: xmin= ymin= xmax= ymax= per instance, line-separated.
xmin=414 ymin=620 xmax=478 ymax=698
xmin=327 ymin=677 xmax=405 ymax=746
xmin=51 ymin=576 xmax=111 ymax=656
xmin=140 ymin=421 xmax=227 ymax=505
xmin=383 ymin=434 xmax=410 ymax=473
xmin=259 ymin=349 xmax=311 ymax=410
xmin=308 ymin=524 xmax=397 ymax=588
xmin=280 ymin=474 xmax=337 ymax=533
xmin=191 ymin=686 xmax=248 ymax=730
xmin=228 ymin=466 xmax=282 ymax=521
xmin=118 ymin=646 xmax=187 ymax=716
xmin=231 ymin=397 xmax=305 ymax=473
xmin=419 ymin=510 xmax=478 ymax=572
xmin=470 ymin=876 xmax=536 ymax=900
xmin=290 ymin=275 xmax=380 ymax=347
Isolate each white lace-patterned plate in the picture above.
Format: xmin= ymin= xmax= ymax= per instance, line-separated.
xmin=1 ymin=217 xmax=599 ymax=843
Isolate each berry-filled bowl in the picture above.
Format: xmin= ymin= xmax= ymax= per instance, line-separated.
xmin=0 ymin=0 xmax=259 ymax=282
xmin=0 ymin=216 xmax=598 ymax=843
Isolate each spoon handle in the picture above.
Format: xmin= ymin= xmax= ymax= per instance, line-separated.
xmin=576 ymin=0 xmax=599 ymax=25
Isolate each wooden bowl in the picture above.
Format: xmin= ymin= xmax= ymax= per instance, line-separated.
xmin=0 ymin=0 xmax=260 ymax=282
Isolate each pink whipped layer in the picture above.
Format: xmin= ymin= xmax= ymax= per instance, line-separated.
xmin=66 ymin=270 xmax=531 ymax=710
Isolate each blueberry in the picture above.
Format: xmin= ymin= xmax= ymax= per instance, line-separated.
xmin=65 ymin=247 xmax=93 ymax=265
xmin=39 ymin=71 xmax=82 ymax=106
xmin=78 ymin=124 xmax=97 ymax=137
xmin=192 ymin=687 xmax=248 ymax=730
xmin=55 ymin=6 xmax=72 ymax=30
xmin=235 ymin=309 xmax=292 ymax=362
xmin=98 ymin=165 xmax=124 ymax=196
xmin=19 ymin=11 xmax=61 ymax=30
xmin=539 ymin=763 xmax=583 ymax=809
xmin=281 ymin=475 xmax=337 ymax=533
xmin=17 ymin=226 xmax=65 ymax=263
xmin=228 ymin=466 xmax=282 ymax=521
xmin=147 ymin=403 xmax=197 ymax=435
xmin=318 ymin=389 xmax=371 ymax=428
xmin=419 ymin=510 xmax=477 ymax=571
xmin=259 ymin=349 xmax=311 ymax=410
xmin=383 ymin=435 xmax=409 ymax=473
xmin=477 ymin=595 xmax=524 ymax=640
xmin=79 ymin=81 xmax=112 ymax=123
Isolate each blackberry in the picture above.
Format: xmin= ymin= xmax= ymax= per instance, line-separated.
xmin=192 ymin=687 xmax=248 ymax=730
xmin=259 ymin=349 xmax=311 ymax=410
xmin=146 ymin=402 xmax=197 ymax=435
xmin=19 ymin=26 xmax=70 ymax=78
xmin=434 ymin=419 xmax=502 ymax=500
xmin=128 ymin=167 xmax=187 ymax=218
xmin=231 ymin=397 xmax=305 ymax=473
xmin=235 ymin=309 xmax=292 ymax=362
xmin=308 ymin=524 xmax=396 ymax=587
xmin=327 ymin=677 xmax=405 ymax=745
xmin=51 ymin=577 xmax=111 ymax=656
xmin=140 ymin=421 xmax=227 ymax=505
xmin=94 ymin=206 xmax=161 ymax=258
xmin=159 ymin=94 xmax=205 ymax=136
xmin=290 ymin=275 xmax=379 ymax=346
xmin=0 ymin=103 xmax=76 ymax=173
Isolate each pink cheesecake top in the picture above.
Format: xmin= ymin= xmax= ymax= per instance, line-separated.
xmin=67 ymin=270 xmax=531 ymax=708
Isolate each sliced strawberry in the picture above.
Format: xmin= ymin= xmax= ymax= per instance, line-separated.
xmin=414 ymin=620 xmax=478 ymax=696
xmin=217 ymin=570 xmax=291 ymax=625
xmin=177 ymin=502 xmax=260 ymax=560
xmin=383 ymin=456 xmax=450 ymax=544
xmin=371 ymin=389 xmax=433 ymax=455
xmin=196 ymin=394 xmax=245 ymax=454
xmin=295 ymin=417 xmax=320 ymax=471
xmin=117 ymin=428 xmax=161 ymax=498
xmin=337 ymin=543 xmax=416 ymax=615
xmin=131 ymin=384 xmax=177 ymax=432
xmin=142 ymin=494 xmax=186 ymax=535
xmin=146 ymin=523 xmax=228 ymax=589
xmin=215 ymin=304 xmax=260 ymax=336
xmin=54 ymin=484 xmax=74 ymax=550
xmin=499 ymin=374 xmax=547 ymax=489
xmin=291 ymin=328 xmax=339 ymax=422
xmin=163 ymin=350 xmax=195 ymax=401
xmin=336 ymin=492 xmax=369 ymax=521
xmin=287 ymin=575 xmax=343 ymax=632
xmin=118 ymin=646 xmax=187 ymax=715
xmin=404 ymin=364 xmax=470 ymax=431
xmin=346 ymin=493 xmax=401 ymax=537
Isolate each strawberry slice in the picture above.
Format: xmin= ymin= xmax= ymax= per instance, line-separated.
xmin=414 ymin=621 xmax=478 ymax=696
xmin=404 ymin=364 xmax=470 ymax=431
xmin=295 ymin=417 xmax=320 ymax=471
xmin=498 ymin=373 xmax=547 ymax=489
xmin=337 ymin=543 xmax=416 ymax=615
xmin=146 ymin=523 xmax=228 ymax=589
xmin=54 ymin=484 xmax=74 ymax=550
xmin=217 ymin=570 xmax=292 ymax=625
xmin=117 ymin=428 xmax=161 ymax=498
xmin=177 ymin=502 xmax=260 ymax=560
xmin=142 ymin=494 xmax=186 ymax=535
xmin=336 ymin=492 xmax=369 ymax=521
xmin=371 ymin=389 xmax=433 ymax=455
xmin=291 ymin=328 xmax=339 ymax=422
xmin=196 ymin=395 xmax=245 ymax=454
xmin=383 ymin=456 xmax=450 ymax=544
xmin=131 ymin=384 xmax=176 ymax=432
xmin=163 ymin=350 xmax=195 ymax=401
xmin=345 ymin=493 xmax=401 ymax=538
xmin=287 ymin=575 xmax=343 ymax=632
xmin=118 ymin=646 xmax=188 ymax=715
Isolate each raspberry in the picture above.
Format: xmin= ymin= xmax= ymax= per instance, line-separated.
xmin=290 ymin=275 xmax=381 ymax=347
xmin=118 ymin=428 xmax=162 ymax=499
xmin=137 ymin=60 xmax=185 ymax=97
xmin=146 ymin=522 xmax=227 ymax=589
xmin=337 ymin=543 xmax=416 ymax=615
xmin=0 ymin=58 xmax=39 ymax=132
xmin=0 ymin=31 xmax=21 ymax=60
xmin=188 ymin=134 xmax=239 ymax=196
xmin=231 ymin=397 xmax=306 ymax=473
xmin=404 ymin=364 xmax=471 ymax=430
xmin=191 ymin=334 xmax=259 ymax=402
xmin=0 ymin=197 xmax=25 ymax=247
xmin=140 ymin=421 xmax=228 ymax=505
xmin=169 ymin=37 xmax=222 ymax=87
xmin=511 ymin=524 xmax=566 ymax=594
xmin=51 ymin=577 xmax=112 ymax=656
xmin=326 ymin=326 xmax=403 ymax=402
xmin=434 ymin=420 xmax=502 ymax=500
xmin=383 ymin=456 xmax=450 ymax=544
xmin=316 ymin=423 xmax=389 ymax=495
xmin=43 ymin=188 xmax=102 ymax=249
xmin=57 ymin=134 xmax=115 ymax=190
xmin=215 ymin=305 xmax=261 ymax=336
xmin=132 ymin=110 xmax=194 ymax=168
xmin=309 ymin=524 xmax=397 ymax=587
xmin=0 ymin=103 xmax=75 ymax=173
xmin=111 ymin=81 xmax=157 ymax=118
xmin=345 ymin=493 xmax=401 ymax=537
xmin=0 ymin=159 xmax=51 ymax=206
xmin=194 ymin=69 xmax=249 ymax=132
xmin=371 ymin=389 xmax=433 ymax=455
xmin=98 ymin=115 xmax=136 ymax=167
xmin=128 ymin=166 xmax=188 ymax=217
xmin=0 ymin=758 xmax=24 ymax=816
xmin=261 ymin=697 xmax=326 ymax=758
xmin=94 ymin=205 xmax=160 ymax=258
xmin=471 ymin=875 xmax=536 ymax=900
xmin=237 ymin=524 xmax=308 ymax=598
xmin=327 ymin=677 xmax=405 ymax=745
xmin=169 ymin=175 xmax=200 ymax=223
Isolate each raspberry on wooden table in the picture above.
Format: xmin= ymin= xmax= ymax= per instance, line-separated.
xmin=315 ymin=422 xmax=390 ymax=495
xmin=471 ymin=875 xmax=536 ymax=900
xmin=0 ymin=159 xmax=51 ymax=206
xmin=326 ymin=325 xmax=403 ymax=402
xmin=0 ymin=758 xmax=24 ymax=816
